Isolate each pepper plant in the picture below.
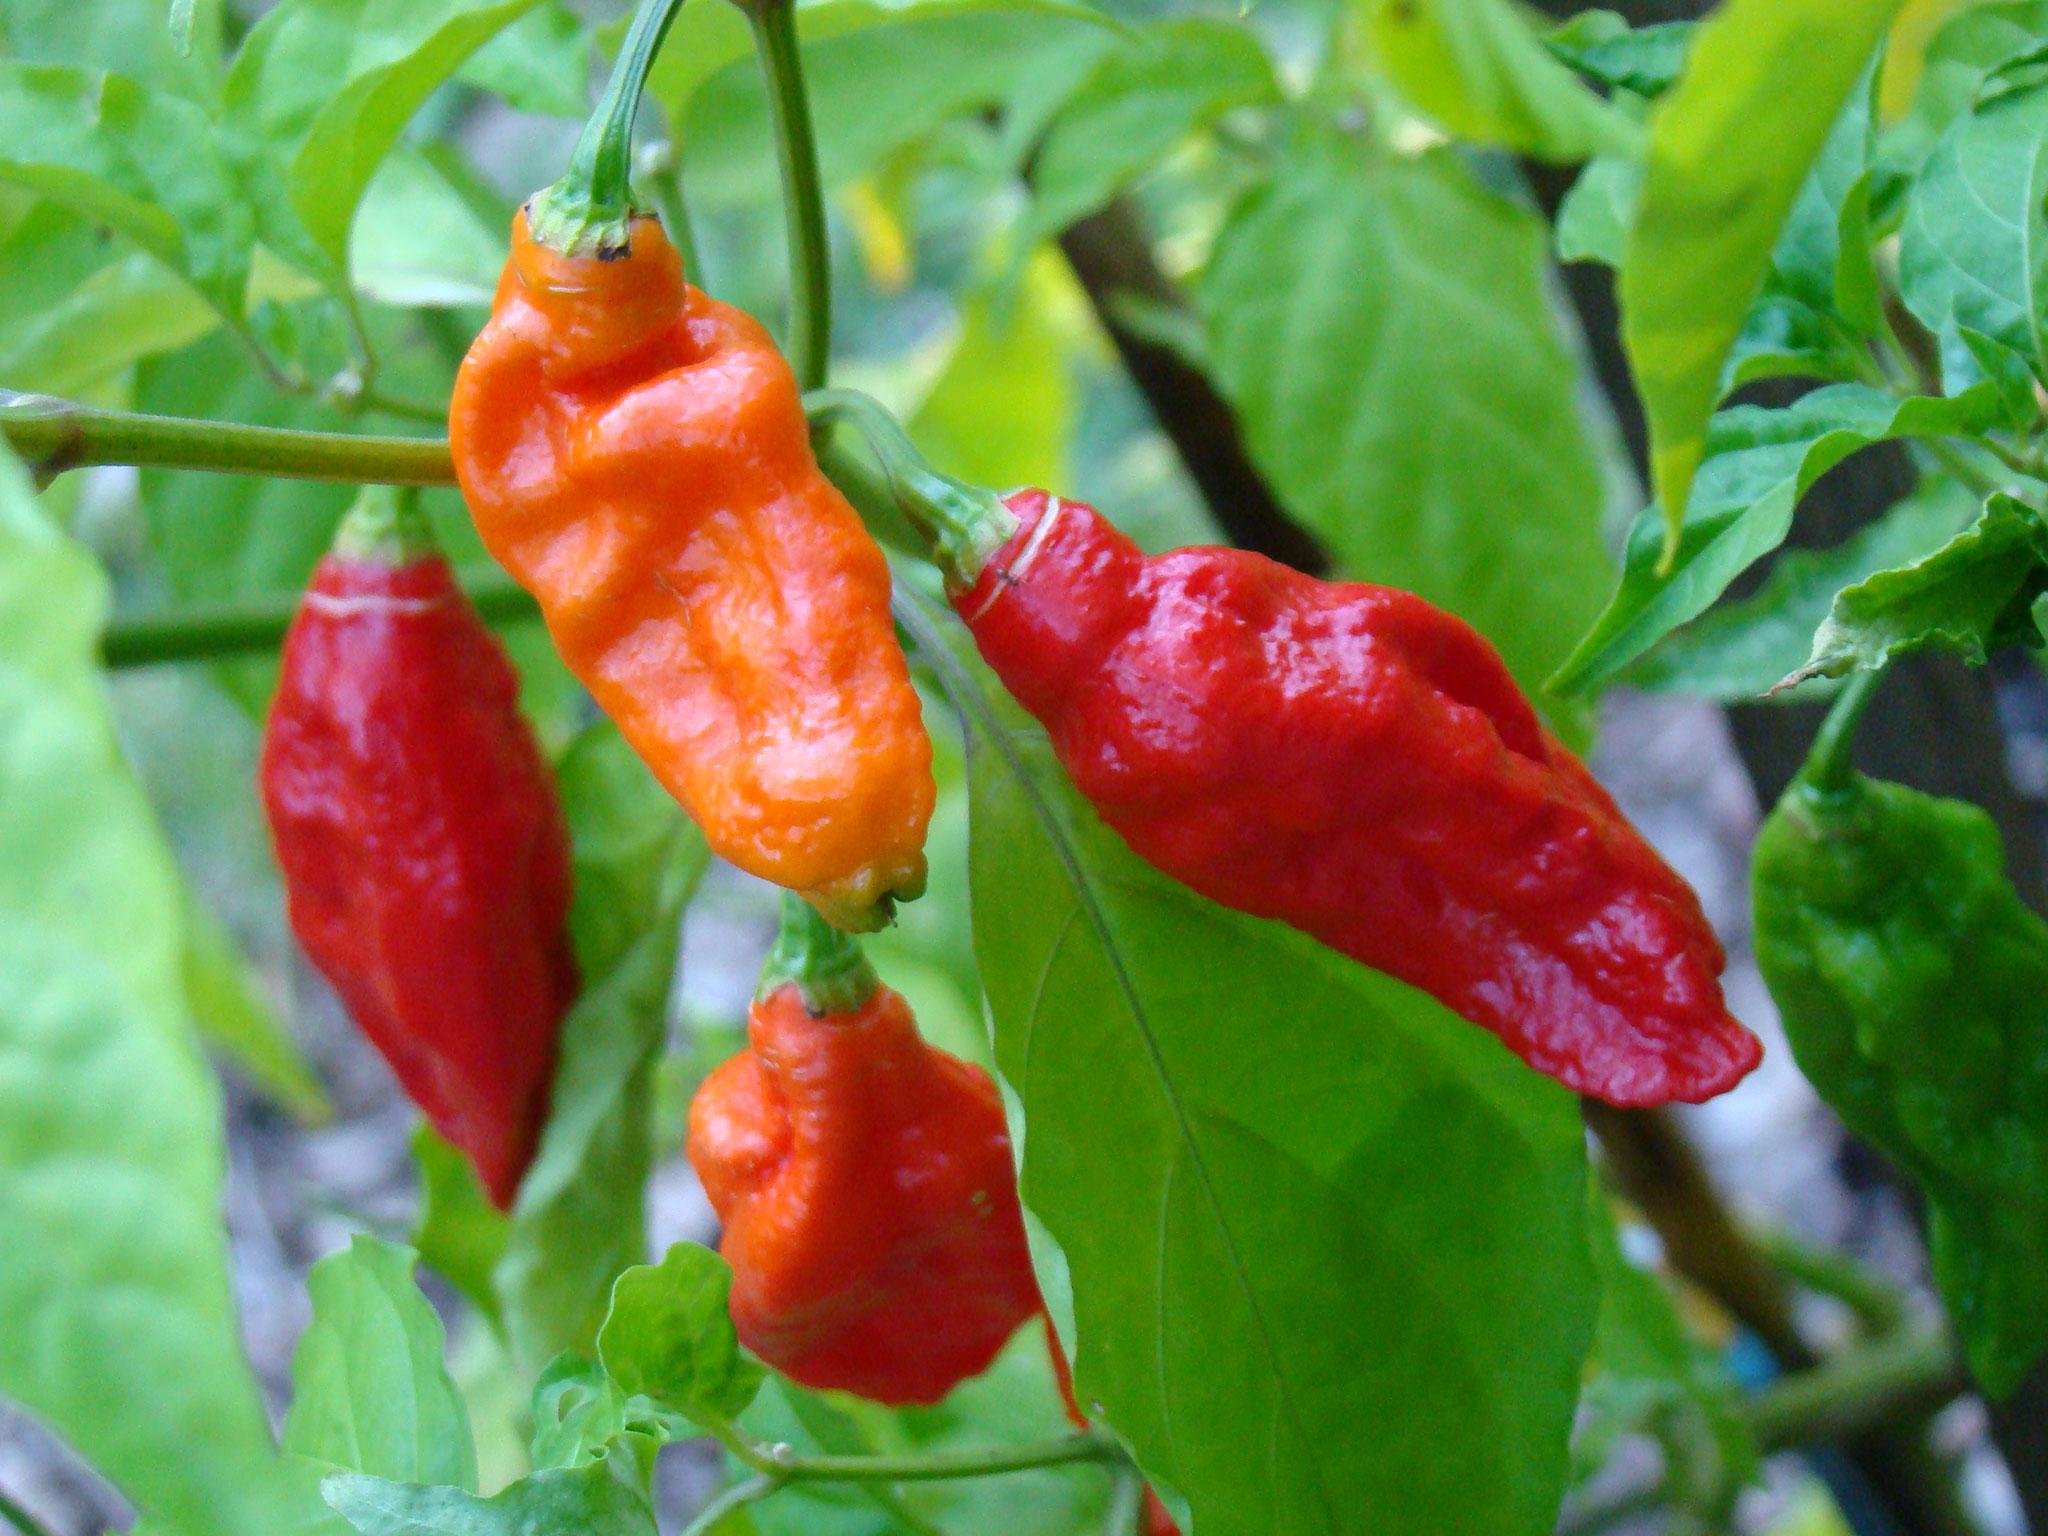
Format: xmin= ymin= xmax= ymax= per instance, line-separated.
xmin=6 ymin=1 xmax=2048 ymax=1535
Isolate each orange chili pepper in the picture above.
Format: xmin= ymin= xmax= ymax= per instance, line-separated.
xmin=449 ymin=212 xmax=933 ymax=930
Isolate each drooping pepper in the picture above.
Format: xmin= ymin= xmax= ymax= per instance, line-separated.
xmin=1753 ymin=674 xmax=2048 ymax=1396
xmin=815 ymin=392 xmax=1761 ymax=1107
xmin=687 ymin=896 xmax=1041 ymax=1404
xmin=260 ymin=489 xmax=577 ymax=1208
xmin=448 ymin=0 xmax=932 ymax=932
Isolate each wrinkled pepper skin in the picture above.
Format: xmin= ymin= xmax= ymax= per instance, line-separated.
xmin=687 ymin=979 xmax=1040 ymax=1404
xmin=1754 ymin=772 xmax=2048 ymax=1396
xmin=450 ymin=212 xmax=933 ymax=929
xmin=261 ymin=529 xmax=576 ymax=1208
xmin=956 ymin=491 xmax=1761 ymax=1107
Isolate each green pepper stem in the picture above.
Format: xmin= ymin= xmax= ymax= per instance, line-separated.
xmin=743 ymin=0 xmax=832 ymax=389
xmin=806 ymin=388 xmax=1018 ymax=586
xmin=758 ymin=891 xmax=879 ymax=1015
xmin=331 ymin=485 xmax=438 ymax=565
xmin=526 ymin=0 xmax=691 ymax=257
xmin=1802 ymin=669 xmax=1884 ymax=795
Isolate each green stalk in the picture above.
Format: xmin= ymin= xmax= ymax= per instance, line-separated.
xmin=101 ymin=577 xmax=538 ymax=669
xmin=726 ymin=1424 xmax=1124 ymax=1483
xmin=0 ymin=392 xmax=452 ymax=487
xmin=757 ymin=890 xmax=880 ymax=1013
xmin=1801 ymin=669 xmax=1884 ymax=796
xmin=636 ymin=133 xmax=705 ymax=284
xmin=742 ymin=0 xmax=832 ymax=389
xmin=526 ymin=0 xmax=691 ymax=256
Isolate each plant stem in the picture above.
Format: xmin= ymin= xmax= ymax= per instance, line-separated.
xmin=1750 ymin=1324 xmax=1964 ymax=1453
xmin=1803 ymin=668 xmax=1883 ymax=795
xmin=101 ymin=576 xmax=538 ymax=668
xmin=745 ymin=0 xmax=832 ymax=389
xmin=679 ymin=1474 xmax=783 ymax=1536
xmin=1760 ymin=1228 xmax=1909 ymax=1335
xmin=637 ymin=133 xmax=705 ymax=284
xmin=0 ymin=1491 xmax=52 ymax=1536
xmin=0 ymin=393 xmax=454 ymax=487
xmin=731 ymin=1429 xmax=1123 ymax=1484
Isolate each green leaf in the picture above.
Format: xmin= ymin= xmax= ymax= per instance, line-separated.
xmin=528 ymin=1354 xmax=684 ymax=1474
xmin=1623 ymin=472 xmax=1979 ymax=700
xmin=410 ymin=1125 xmax=510 ymax=1330
xmin=353 ymin=147 xmax=510 ymax=310
xmin=1880 ymin=0 xmax=2048 ymax=192
xmin=1025 ymin=19 xmax=1277 ymax=238
xmin=1200 ymin=137 xmax=1611 ymax=732
xmin=283 ymin=1236 xmax=478 ymax=1490
xmin=457 ymin=0 xmax=590 ymax=117
xmin=597 ymin=1244 xmax=765 ymax=1425
xmin=908 ymin=600 xmax=1597 ymax=1536
xmin=1363 ymin=0 xmax=1632 ymax=161
xmin=1623 ymin=0 xmax=1904 ymax=546
xmin=0 ymin=62 xmax=255 ymax=317
xmin=1785 ymin=492 xmax=2048 ymax=686
xmin=1900 ymin=74 xmax=2048 ymax=393
xmin=1754 ymin=772 xmax=2048 ymax=1395
xmin=1543 ymin=12 xmax=1693 ymax=99
xmin=223 ymin=0 xmax=537 ymax=277
xmin=324 ymin=1460 xmax=656 ymax=1536
xmin=0 ymin=0 xmax=225 ymax=99
xmin=494 ymin=724 xmax=707 ymax=1371
xmin=735 ymin=1377 xmax=945 ymax=1536
xmin=1549 ymin=384 xmax=1996 ymax=695
xmin=1555 ymin=152 xmax=1639 ymax=267
xmin=0 ymin=443 xmax=287 ymax=1536
xmin=182 ymin=875 xmax=329 ymax=1122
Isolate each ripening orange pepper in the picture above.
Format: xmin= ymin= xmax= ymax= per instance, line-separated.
xmin=449 ymin=212 xmax=934 ymax=930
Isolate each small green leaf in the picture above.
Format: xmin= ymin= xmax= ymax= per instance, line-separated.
xmin=1555 ymin=152 xmax=1639 ymax=267
xmin=0 ymin=62 xmax=255 ymax=317
xmin=494 ymin=724 xmax=706 ymax=1371
xmin=223 ymin=0 xmax=537 ymax=277
xmin=324 ymin=1461 xmax=656 ymax=1536
xmin=1200 ymin=135 xmax=1610 ymax=733
xmin=1623 ymin=473 xmax=1979 ymax=701
xmin=182 ymin=876 xmax=329 ymax=1122
xmin=597 ymin=1244 xmax=764 ymax=1425
xmin=1755 ymin=772 xmax=2048 ymax=1396
xmin=1543 ymin=12 xmax=1693 ymax=99
xmin=1362 ymin=0 xmax=1633 ymax=161
xmin=1549 ymin=384 xmax=1997 ymax=696
xmin=529 ymin=1355 xmax=672 ymax=1473
xmin=905 ymin=600 xmax=1596 ymax=1536
xmin=410 ymin=1125 xmax=509 ymax=1330
xmin=283 ymin=1236 xmax=478 ymax=1491
xmin=1900 ymin=74 xmax=2048 ymax=392
xmin=0 ymin=442 xmax=288 ymax=1536
xmin=1623 ymin=0 xmax=1904 ymax=547
xmin=1784 ymin=492 xmax=2048 ymax=687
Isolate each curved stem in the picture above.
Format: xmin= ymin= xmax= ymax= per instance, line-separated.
xmin=735 ymin=1430 xmax=1124 ymax=1483
xmin=101 ymin=576 xmax=538 ymax=668
xmin=680 ymin=1474 xmax=783 ymax=1536
xmin=527 ymin=0 xmax=690 ymax=255
xmin=1803 ymin=668 xmax=1883 ymax=795
xmin=0 ymin=393 xmax=453 ymax=487
xmin=745 ymin=0 xmax=831 ymax=389
xmin=1750 ymin=1323 xmax=1964 ymax=1453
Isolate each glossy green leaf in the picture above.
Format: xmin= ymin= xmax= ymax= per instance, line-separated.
xmin=0 ymin=443 xmax=287 ymax=1536
xmin=598 ymin=1244 xmax=765 ymax=1425
xmin=0 ymin=62 xmax=255 ymax=317
xmin=1755 ymin=771 xmax=2048 ymax=1396
xmin=1900 ymin=73 xmax=2048 ymax=392
xmin=223 ymin=0 xmax=536 ymax=276
xmin=1785 ymin=492 xmax=2048 ymax=687
xmin=1200 ymin=136 xmax=1610 ymax=731
xmin=182 ymin=876 xmax=329 ymax=1122
xmin=1623 ymin=0 xmax=1903 ymax=545
xmin=324 ymin=1460 xmax=655 ymax=1536
xmin=495 ymin=724 xmax=706 ymax=1372
xmin=905 ymin=600 xmax=1596 ymax=1536
xmin=410 ymin=1126 xmax=509 ymax=1331
xmin=1026 ymin=19 xmax=1277 ymax=238
xmin=1363 ymin=0 xmax=1632 ymax=161
xmin=1549 ymin=384 xmax=1996 ymax=696
xmin=1543 ymin=12 xmax=1692 ymax=98
xmin=1624 ymin=473 xmax=1979 ymax=700
xmin=283 ymin=1236 xmax=478 ymax=1490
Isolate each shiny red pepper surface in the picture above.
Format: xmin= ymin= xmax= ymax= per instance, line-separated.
xmin=956 ymin=490 xmax=1761 ymax=1107
xmin=688 ymin=906 xmax=1041 ymax=1404
xmin=260 ymin=496 xmax=577 ymax=1207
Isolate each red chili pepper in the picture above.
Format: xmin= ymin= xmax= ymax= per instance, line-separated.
xmin=687 ymin=896 xmax=1041 ymax=1404
xmin=260 ymin=490 xmax=577 ymax=1207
